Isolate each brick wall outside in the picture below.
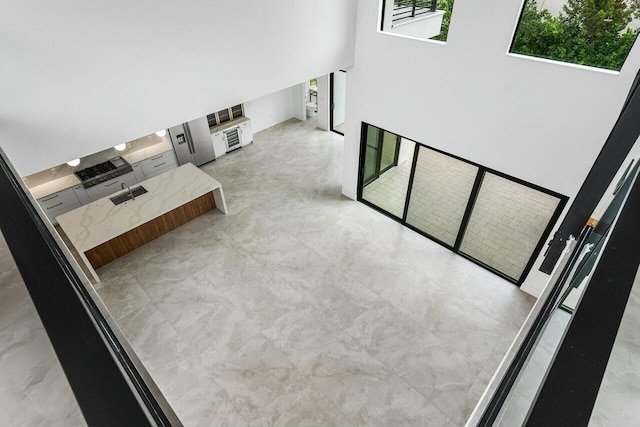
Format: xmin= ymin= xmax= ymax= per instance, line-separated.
xmin=459 ymin=173 xmax=560 ymax=280
xmin=362 ymin=145 xmax=560 ymax=281
xmin=406 ymin=148 xmax=478 ymax=246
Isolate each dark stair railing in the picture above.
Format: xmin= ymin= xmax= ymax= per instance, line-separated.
xmin=392 ymin=0 xmax=438 ymax=23
xmin=0 ymin=147 xmax=180 ymax=427
xmin=468 ymin=69 xmax=640 ymax=425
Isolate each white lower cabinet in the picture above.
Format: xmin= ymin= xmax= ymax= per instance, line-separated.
xmin=35 ymin=149 xmax=180 ymax=219
xmin=85 ymin=171 xmax=137 ymax=202
xmin=210 ymin=118 xmax=253 ymax=157
xmin=37 ymin=187 xmax=82 ymax=225
xmin=240 ymin=121 xmax=253 ymax=146
xmin=211 ymin=131 xmax=226 ymax=158
xmin=72 ymin=184 xmax=91 ymax=205
xmin=131 ymin=162 xmax=146 ymax=183
xmin=139 ymin=150 xmax=178 ymax=179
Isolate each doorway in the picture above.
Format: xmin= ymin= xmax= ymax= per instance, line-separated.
xmin=330 ymin=71 xmax=347 ymax=135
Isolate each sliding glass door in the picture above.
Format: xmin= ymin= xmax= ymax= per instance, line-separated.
xmin=361 ymin=124 xmax=408 ymax=218
xmin=358 ymin=122 xmax=567 ymax=285
xmin=363 ymin=125 xmax=381 ymax=185
xmin=406 ymin=147 xmax=479 ymax=247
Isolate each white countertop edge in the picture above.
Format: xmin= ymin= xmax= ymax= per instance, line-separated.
xmin=57 ymin=163 xmax=222 ymax=252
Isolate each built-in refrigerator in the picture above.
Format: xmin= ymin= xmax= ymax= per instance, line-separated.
xmin=168 ymin=117 xmax=216 ymax=167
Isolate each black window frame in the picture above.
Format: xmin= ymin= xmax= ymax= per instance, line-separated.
xmin=357 ymin=122 xmax=568 ymax=286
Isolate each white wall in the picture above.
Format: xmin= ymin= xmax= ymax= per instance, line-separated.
xmin=0 ymin=0 xmax=357 ymax=175
xmin=316 ymin=75 xmax=330 ymax=131
xmin=344 ymin=0 xmax=640 ymax=295
xmin=243 ymin=87 xmax=295 ymax=134
xmin=291 ymin=83 xmax=308 ymax=121
xmin=333 ymin=71 xmax=347 ymax=127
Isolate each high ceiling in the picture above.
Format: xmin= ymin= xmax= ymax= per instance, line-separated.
xmin=1 ymin=0 xmax=356 ymax=175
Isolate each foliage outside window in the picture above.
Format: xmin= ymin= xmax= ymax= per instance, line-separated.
xmin=431 ymin=0 xmax=454 ymax=41
xmin=511 ymin=0 xmax=640 ymax=71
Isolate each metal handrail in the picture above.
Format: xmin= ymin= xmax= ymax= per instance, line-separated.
xmin=392 ymin=0 xmax=437 ymax=23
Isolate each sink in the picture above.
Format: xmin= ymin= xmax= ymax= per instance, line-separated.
xmin=110 ymin=186 xmax=148 ymax=205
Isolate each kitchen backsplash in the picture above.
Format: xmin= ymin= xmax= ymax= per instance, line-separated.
xmin=23 ymin=133 xmax=167 ymax=188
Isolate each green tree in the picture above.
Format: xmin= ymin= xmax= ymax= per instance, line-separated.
xmin=431 ymin=0 xmax=455 ymax=41
xmin=511 ymin=1 xmax=565 ymax=58
xmin=512 ymin=0 xmax=639 ymax=70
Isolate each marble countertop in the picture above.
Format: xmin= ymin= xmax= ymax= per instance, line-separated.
xmin=122 ymin=141 xmax=173 ymax=164
xmin=29 ymin=175 xmax=81 ymax=200
xmin=57 ymin=163 xmax=222 ymax=252
xmin=210 ymin=116 xmax=250 ymax=134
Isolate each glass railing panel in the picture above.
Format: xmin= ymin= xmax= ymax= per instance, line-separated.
xmin=470 ymin=159 xmax=640 ymax=426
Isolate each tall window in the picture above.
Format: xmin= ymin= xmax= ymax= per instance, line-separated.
xmin=511 ymin=0 xmax=640 ymax=71
xmin=358 ymin=123 xmax=567 ymax=285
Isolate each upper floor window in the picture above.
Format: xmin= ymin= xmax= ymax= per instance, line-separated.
xmin=380 ymin=0 xmax=455 ymax=42
xmin=511 ymin=0 xmax=640 ymax=71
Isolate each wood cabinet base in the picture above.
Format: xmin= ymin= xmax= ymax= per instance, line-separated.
xmin=85 ymin=192 xmax=215 ymax=269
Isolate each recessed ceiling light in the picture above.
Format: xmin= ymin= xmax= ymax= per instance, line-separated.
xmin=114 ymin=143 xmax=127 ymax=151
xmin=155 ymin=129 xmax=167 ymax=137
xmin=66 ymin=159 xmax=80 ymax=167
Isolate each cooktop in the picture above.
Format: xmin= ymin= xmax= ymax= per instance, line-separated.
xmin=75 ymin=157 xmax=133 ymax=188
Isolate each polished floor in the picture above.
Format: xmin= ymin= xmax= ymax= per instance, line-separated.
xmin=89 ymin=117 xmax=536 ymax=426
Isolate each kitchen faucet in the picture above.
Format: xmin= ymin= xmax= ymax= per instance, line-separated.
xmin=121 ymin=182 xmax=135 ymax=200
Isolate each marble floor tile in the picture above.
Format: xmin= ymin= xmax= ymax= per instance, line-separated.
xmin=210 ymin=335 xmax=300 ymax=421
xmin=351 ymin=373 xmax=454 ymax=427
xmin=171 ymin=375 xmax=248 ymax=427
xmin=431 ymin=295 xmax=505 ymax=367
xmin=184 ymin=304 xmax=262 ymax=369
xmin=6 ymin=117 xmax=536 ymax=426
xmin=459 ymin=368 xmax=495 ymax=424
xmin=0 ymin=391 xmax=47 ymax=427
xmin=222 ymin=277 xmax=302 ymax=330
xmin=248 ymin=376 xmax=353 ymax=427
xmin=379 ymin=270 xmax=454 ymax=326
xmin=117 ymin=302 xmax=178 ymax=358
xmin=483 ymin=327 xmax=521 ymax=376
xmin=0 ymin=268 xmax=35 ymax=331
xmin=393 ymin=332 xmax=482 ymax=423
xmin=0 ymin=316 xmax=61 ymax=393
xmin=452 ymin=274 xmax=536 ymax=326
xmin=345 ymin=299 xmax=425 ymax=369
xmin=304 ymin=332 xmax=390 ymax=419
xmin=261 ymin=303 xmax=342 ymax=369
xmin=196 ymin=249 xmax=271 ymax=293
xmin=236 ymin=228 xmax=321 ymax=270
xmin=95 ymin=273 xmax=151 ymax=321
xmin=271 ymin=261 xmax=378 ymax=331
xmin=127 ymin=250 xmax=200 ymax=295
xmin=153 ymin=274 xmax=232 ymax=332
xmin=24 ymin=363 xmax=85 ymax=424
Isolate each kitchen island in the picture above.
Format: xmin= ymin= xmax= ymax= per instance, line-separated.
xmin=57 ymin=163 xmax=227 ymax=282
